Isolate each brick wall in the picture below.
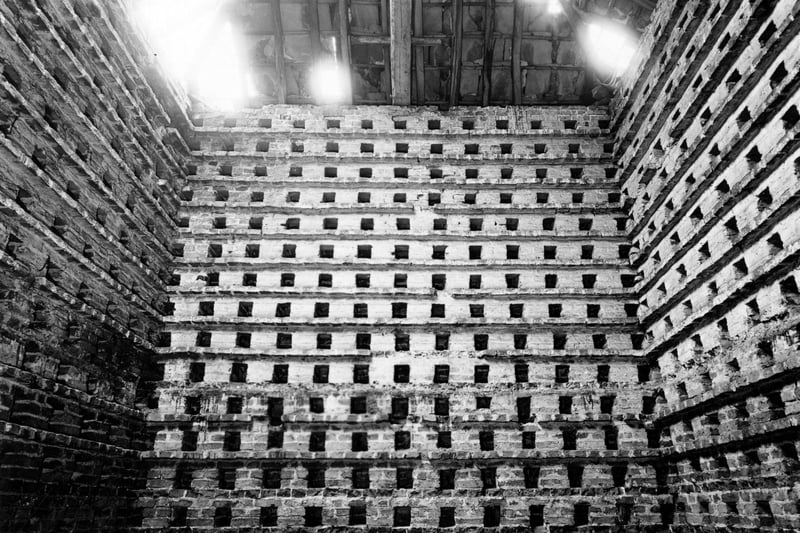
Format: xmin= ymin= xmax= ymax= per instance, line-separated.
xmin=3 ymin=0 xmax=800 ymax=531
xmin=613 ymin=0 xmax=800 ymax=528
xmin=0 ymin=0 xmax=188 ymax=530
xmin=141 ymin=105 xmax=664 ymax=531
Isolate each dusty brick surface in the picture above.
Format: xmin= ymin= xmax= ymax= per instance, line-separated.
xmin=612 ymin=0 xmax=800 ymax=529
xmin=140 ymin=104 xmax=659 ymax=531
xmin=0 ymin=0 xmax=188 ymax=530
xmin=1 ymin=0 xmax=799 ymax=532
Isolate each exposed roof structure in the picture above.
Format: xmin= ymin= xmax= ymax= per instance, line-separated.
xmin=183 ymin=0 xmax=655 ymax=108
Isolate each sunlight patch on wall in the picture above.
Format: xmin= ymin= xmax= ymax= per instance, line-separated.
xmin=133 ymin=0 xmax=253 ymax=110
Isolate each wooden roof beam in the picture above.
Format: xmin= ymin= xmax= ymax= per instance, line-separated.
xmin=390 ymin=0 xmax=412 ymax=104
xmin=448 ymin=0 xmax=464 ymax=106
xmin=308 ymin=0 xmax=323 ymax=58
xmin=480 ymin=0 xmax=496 ymax=106
xmin=512 ymin=0 xmax=524 ymax=104
xmin=337 ymin=0 xmax=353 ymax=104
xmin=271 ymin=0 xmax=287 ymax=104
xmin=412 ymin=0 xmax=425 ymax=104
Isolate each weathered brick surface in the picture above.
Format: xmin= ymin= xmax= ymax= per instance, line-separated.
xmin=613 ymin=0 xmax=800 ymax=529
xmin=0 ymin=0 xmax=188 ymax=530
xmin=1 ymin=0 xmax=799 ymax=531
xmin=140 ymin=104 xmax=659 ymax=531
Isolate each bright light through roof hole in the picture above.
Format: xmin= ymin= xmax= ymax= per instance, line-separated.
xmin=582 ymin=21 xmax=638 ymax=78
xmin=309 ymin=59 xmax=351 ymax=105
xmin=133 ymin=0 xmax=249 ymax=110
xmin=547 ymin=0 xmax=563 ymax=15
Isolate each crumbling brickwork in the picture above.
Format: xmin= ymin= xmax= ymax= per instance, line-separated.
xmin=139 ymin=106 xmax=665 ymax=531
xmin=0 ymin=0 xmax=187 ymax=530
xmin=612 ymin=0 xmax=800 ymax=529
xmin=2 ymin=0 xmax=800 ymax=531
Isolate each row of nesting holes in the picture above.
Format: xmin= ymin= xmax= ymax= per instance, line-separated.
xmin=184 ymin=462 xmax=632 ymax=490
xmin=186 ymin=301 xmax=637 ymax=319
xmin=196 ymin=118 xmax=612 ymax=130
xmin=180 ymin=394 xmax=630 ymax=420
xmin=188 ymin=165 xmax=618 ymax=179
xmin=173 ymin=361 xmax=648 ymax=385
xmin=190 ymin=217 xmax=626 ymax=233
xmin=177 ymin=428 xmax=625 ymax=454
xmin=182 ymin=391 xmax=631 ymax=419
xmin=161 ymin=331 xmax=645 ymax=350
xmin=170 ymin=500 xmax=664 ymax=529
xmin=172 ymin=426 xmax=653 ymax=454
xmin=168 ymin=272 xmax=638 ymax=288
xmin=207 ymin=141 xmax=613 ymax=155
xmin=180 ymin=189 xmax=623 ymax=203
xmin=193 ymin=243 xmax=632 ymax=262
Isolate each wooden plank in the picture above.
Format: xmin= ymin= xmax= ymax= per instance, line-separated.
xmin=511 ymin=0 xmax=524 ymax=104
xmin=308 ymin=0 xmax=323 ymax=58
xmin=448 ymin=0 xmax=464 ymax=106
xmin=413 ymin=0 xmax=425 ymax=104
xmin=412 ymin=36 xmax=446 ymax=45
xmin=390 ymin=0 xmax=412 ymax=104
xmin=480 ymin=0 xmax=495 ymax=106
xmin=550 ymin=1 xmax=588 ymax=102
xmin=381 ymin=0 xmax=392 ymax=103
xmin=271 ymin=0 xmax=287 ymax=104
xmin=337 ymin=0 xmax=351 ymax=64
xmin=351 ymin=35 xmax=392 ymax=44
xmin=337 ymin=0 xmax=353 ymax=104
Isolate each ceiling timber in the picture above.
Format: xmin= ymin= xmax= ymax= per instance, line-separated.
xmin=212 ymin=0 xmax=655 ymax=108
